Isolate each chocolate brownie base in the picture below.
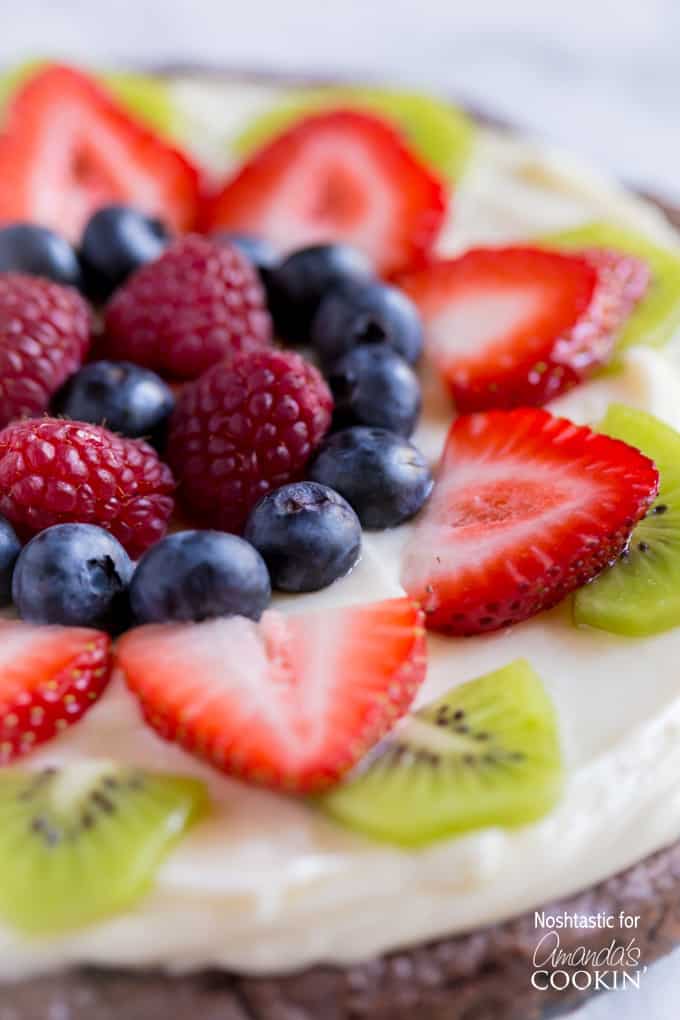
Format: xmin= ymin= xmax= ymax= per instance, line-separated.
xmin=4 ymin=835 xmax=680 ymax=1020
xmin=2 ymin=73 xmax=680 ymax=1020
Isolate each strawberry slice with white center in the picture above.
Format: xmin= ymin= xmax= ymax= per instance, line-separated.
xmin=397 ymin=246 xmax=649 ymax=411
xmin=0 ymin=65 xmax=201 ymax=242
xmin=201 ymin=109 xmax=447 ymax=276
xmin=116 ymin=598 xmax=426 ymax=792
xmin=401 ymin=408 xmax=659 ymax=635
xmin=0 ymin=622 xmax=112 ymax=763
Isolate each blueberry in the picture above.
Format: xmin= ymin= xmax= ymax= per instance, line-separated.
xmin=12 ymin=524 xmax=133 ymax=630
xmin=268 ymin=243 xmax=373 ymax=343
xmin=212 ymin=231 xmax=279 ymax=275
xmin=0 ymin=223 xmax=82 ymax=288
xmin=79 ymin=205 xmax=168 ymax=300
xmin=0 ymin=515 xmax=21 ymax=607
xmin=328 ymin=345 xmax=421 ymax=436
xmin=311 ymin=280 xmax=423 ymax=366
xmin=245 ymin=482 xmax=361 ymax=593
xmin=53 ymin=361 xmax=175 ymax=446
xmin=308 ymin=427 xmax=433 ymax=530
xmin=129 ymin=530 xmax=271 ymax=624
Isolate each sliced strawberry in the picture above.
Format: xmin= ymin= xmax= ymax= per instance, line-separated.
xmin=401 ymin=408 xmax=659 ymax=636
xmin=397 ymin=246 xmax=649 ymax=411
xmin=116 ymin=598 xmax=426 ymax=792
xmin=0 ymin=621 xmax=112 ymax=763
xmin=0 ymin=64 xmax=201 ymax=243
xmin=201 ymin=109 xmax=447 ymax=276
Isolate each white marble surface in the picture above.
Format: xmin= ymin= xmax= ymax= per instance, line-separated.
xmin=2 ymin=1 xmax=680 ymax=1015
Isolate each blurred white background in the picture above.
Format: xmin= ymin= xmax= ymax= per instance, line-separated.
xmin=1 ymin=0 xmax=679 ymax=202
xmin=2 ymin=1 xmax=679 ymax=1017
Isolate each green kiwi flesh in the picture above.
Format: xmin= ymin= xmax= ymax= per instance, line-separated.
xmin=0 ymin=61 xmax=180 ymax=137
xmin=319 ymin=660 xmax=563 ymax=847
xmin=574 ymin=404 xmax=680 ymax=636
xmin=541 ymin=221 xmax=680 ymax=358
xmin=0 ymin=763 xmax=207 ymax=934
xmin=231 ymin=87 xmax=475 ymax=181
xmin=101 ymin=71 xmax=182 ymax=137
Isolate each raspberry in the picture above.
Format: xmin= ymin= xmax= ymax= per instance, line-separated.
xmin=0 ymin=274 xmax=91 ymax=429
xmin=168 ymin=349 xmax=333 ymax=533
xmin=103 ymin=235 xmax=272 ymax=380
xmin=0 ymin=418 xmax=175 ymax=558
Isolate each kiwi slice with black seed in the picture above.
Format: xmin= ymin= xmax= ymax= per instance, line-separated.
xmin=231 ymin=87 xmax=475 ymax=181
xmin=574 ymin=403 xmax=680 ymax=636
xmin=0 ymin=763 xmax=207 ymax=934
xmin=541 ymin=221 xmax=680 ymax=357
xmin=319 ymin=660 xmax=562 ymax=847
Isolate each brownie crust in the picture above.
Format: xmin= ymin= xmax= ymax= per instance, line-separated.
xmin=3 ymin=835 xmax=680 ymax=1020
xmin=2 ymin=73 xmax=680 ymax=1020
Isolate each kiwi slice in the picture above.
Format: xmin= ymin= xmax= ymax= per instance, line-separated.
xmin=0 ymin=61 xmax=179 ymax=137
xmin=573 ymin=404 xmax=680 ymax=636
xmin=0 ymin=763 xmax=207 ymax=934
xmin=100 ymin=71 xmax=181 ymax=137
xmin=319 ymin=660 xmax=563 ymax=847
xmin=231 ymin=87 xmax=475 ymax=180
xmin=541 ymin=221 xmax=680 ymax=357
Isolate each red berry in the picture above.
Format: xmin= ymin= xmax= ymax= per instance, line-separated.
xmin=398 ymin=246 xmax=650 ymax=411
xmin=0 ymin=64 xmax=200 ymax=242
xmin=0 ymin=621 xmax=111 ymax=764
xmin=402 ymin=407 xmax=659 ymax=635
xmin=103 ymin=235 xmax=272 ymax=380
xmin=0 ymin=274 xmax=91 ymax=429
xmin=0 ymin=418 xmax=175 ymax=558
xmin=202 ymin=109 xmax=447 ymax=276
xmin=117 ymin=598 xmax=426 ymax=792
xmin=168 ymin=348 xmax=333 ymax=533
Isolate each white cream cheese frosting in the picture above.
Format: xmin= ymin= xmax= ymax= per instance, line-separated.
xmin=3 ymin=77 xmax=680 ymax=979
